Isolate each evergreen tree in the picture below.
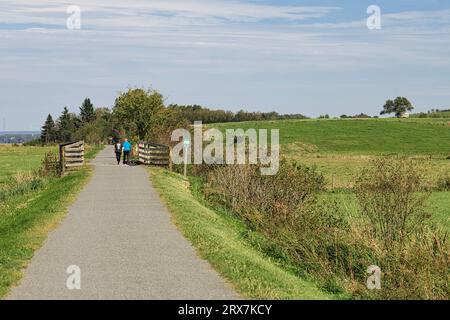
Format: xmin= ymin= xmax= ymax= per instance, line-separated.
xmin=80 ymin=98 xmax=95 ymax=123
xmin=57 ymin=107 xmax=74 ymax=142
xmin=41 ymin=114 xmax=56 ymax=144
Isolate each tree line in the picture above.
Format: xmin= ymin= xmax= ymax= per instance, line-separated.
xmin=39 ymin=88 xmax=308 ymax=145
xmin=39 ymin=89 xmax=188 ymax=146
xmin=167 ymin=104 xmax=308 ymax=124
xmin=40 ymin=98 xmax=115 ymax=145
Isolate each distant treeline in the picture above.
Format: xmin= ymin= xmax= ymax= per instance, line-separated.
xmin=411 ymin=109 xmax=450 ymax=118
xmin=168 ymin=104 xmax=308 ymax=124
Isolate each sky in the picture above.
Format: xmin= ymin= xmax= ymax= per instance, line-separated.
xmin=1 ymin=0 xmax=450 ymax=131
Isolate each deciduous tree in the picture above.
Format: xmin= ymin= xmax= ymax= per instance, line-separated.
xmin=380 ymin=97 xmax=414 ymax=117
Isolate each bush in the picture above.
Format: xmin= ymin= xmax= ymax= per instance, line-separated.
xmin=369 ymin=226 xmax=449 ymax=300
xmin=354 ymin=158 xmax=449 ymax=299
xmin=205 ymin=160 xmax=325 ymax=226
xmin=354 ymin=158 xmax=431 ymax=246
xmin=40 ymin=151 xmax=60 ymax=177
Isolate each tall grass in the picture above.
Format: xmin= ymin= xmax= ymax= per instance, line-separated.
xmin=0 ymin=152 xmax=59 ymax=205
xmin=0 ymin=172 xmax=46 ymax=204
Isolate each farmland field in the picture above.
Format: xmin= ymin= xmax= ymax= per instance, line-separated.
xmin=0 ymin=144 xmax=103 ymax=185
xmin=0 ymin=145 xmax=56 ymax=184
xmin=212 ymin=118 xmax=450 ymax=155
xmin=211 ymin=118 xmax=450 ymax=188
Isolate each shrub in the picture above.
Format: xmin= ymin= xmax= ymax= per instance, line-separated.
xmin=205 ymin=160 xmax=325 ymax=226
xmin=354 ymin=158 xmax=431 ymax=246
xmin=354 ymin=158 xmax=449 ymax=299
xmin=369 ymin=226 xmax=449 ymax=300
xmin=40 ymin=151 xmax=60 ymax=177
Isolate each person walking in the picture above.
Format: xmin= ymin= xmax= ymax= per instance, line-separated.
xmin=114 ymin=139 xmax=122 ymax=165
xmin=122 ymin=138 xmax=132 ymax=165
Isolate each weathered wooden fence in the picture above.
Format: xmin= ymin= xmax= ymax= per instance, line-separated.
xmin=138 ymin=142 xmax=170 ymax=167
xmin=59 ymin=141 xmax=85 ymax=174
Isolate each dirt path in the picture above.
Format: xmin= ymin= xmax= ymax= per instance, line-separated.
xmin=8 ymin=145 xmax=238 ymax=300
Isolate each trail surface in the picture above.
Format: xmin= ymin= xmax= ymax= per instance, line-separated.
xmin=8 ymin=146 xmax=238 ymax=300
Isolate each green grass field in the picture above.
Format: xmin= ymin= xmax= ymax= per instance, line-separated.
xmin=210 ymin=118 xmax=450 ymax=188
xmin=324 ymin=191 xmax=450 ymax=232
xmin=0 ymin=144 xmax=103 ymax=185
xmin=0 ymin=145 xmax=56 ymax=184
xmin=211 ymin=118 xmax=450 ymax=155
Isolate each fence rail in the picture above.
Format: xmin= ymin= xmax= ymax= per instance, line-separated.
xmin=138 ymin=142 xmax=170 ymax=167
xmin=59 ymin=141 xmax=85 ymax=174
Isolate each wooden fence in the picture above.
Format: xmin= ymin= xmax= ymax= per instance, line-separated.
xmin=138 ymin=142 xmax=170 ymax=167
xmin=59 ymin=141 xmax=85 ymax=174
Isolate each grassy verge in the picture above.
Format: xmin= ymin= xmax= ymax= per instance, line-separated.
xmin=0 ymin=144 xmax=102 ymax=298
xmin=149 ymin=167 xmax=338 ymax=300
xmin=0 ymin=169 xmax=91 ymax=298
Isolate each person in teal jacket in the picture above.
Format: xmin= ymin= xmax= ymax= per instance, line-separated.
xmin=122 ymin=138 xmax=132 ymax=165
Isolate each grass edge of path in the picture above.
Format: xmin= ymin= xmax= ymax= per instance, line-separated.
xmin=0 ymin=146 xmax=104 ymax=299
xmin=149 ymin=167 xmax=338 ymax=300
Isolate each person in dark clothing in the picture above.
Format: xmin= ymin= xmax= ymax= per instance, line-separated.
xmin=114 ymin=140 xmax=122 ymax=165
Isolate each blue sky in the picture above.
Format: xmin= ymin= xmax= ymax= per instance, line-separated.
xmin=1 ymin=0 xmax=450 ymax=131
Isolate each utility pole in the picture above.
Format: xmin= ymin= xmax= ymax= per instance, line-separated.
xmin=2 ymin=117 xmax=5 ymax=132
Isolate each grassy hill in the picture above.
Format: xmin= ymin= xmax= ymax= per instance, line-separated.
xmin=210 ymin=118 xmax=450 ymax=188
xmin=211 ymin=118 xmax=450 ymax=155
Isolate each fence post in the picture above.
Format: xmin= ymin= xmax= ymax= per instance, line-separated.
xmin=169 ymin=147 xmax=173 ymax=171
xmin=59 ymin=144 xmax=65 ymax=176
